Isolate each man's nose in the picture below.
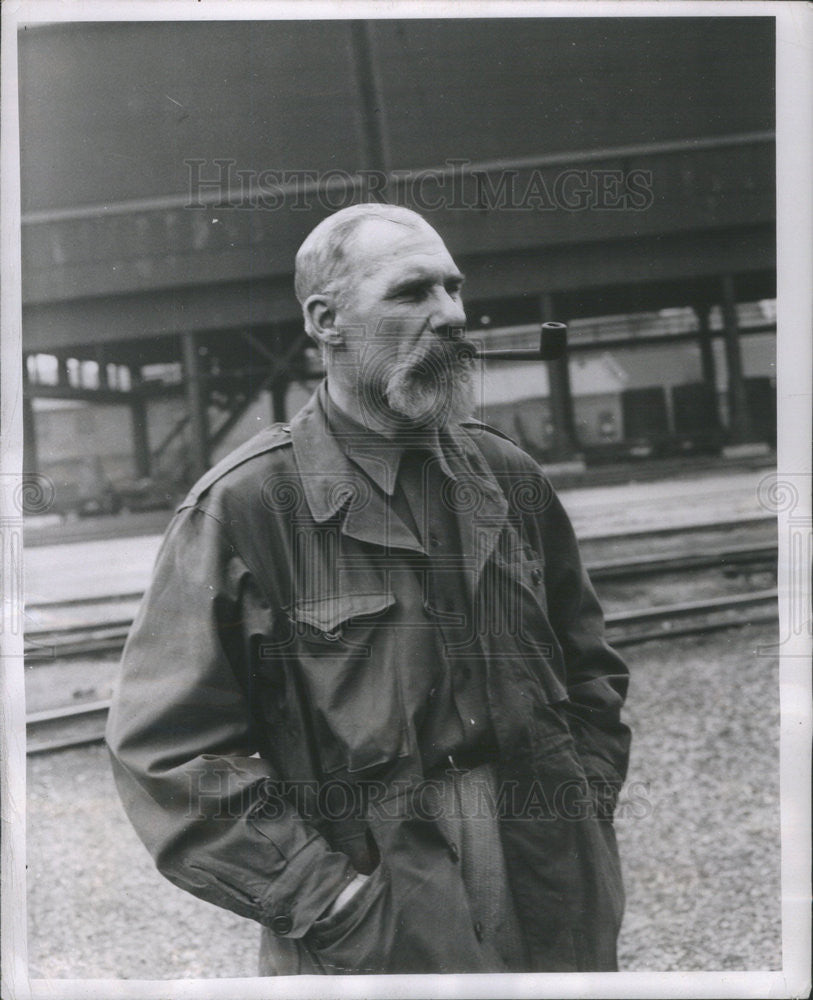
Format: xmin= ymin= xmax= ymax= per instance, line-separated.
xmin=430 ymin=289 xmax=467 ymax=335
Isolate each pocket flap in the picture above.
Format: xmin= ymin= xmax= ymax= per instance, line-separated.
xmin=289 ymin=592 xmax=396 ymax=633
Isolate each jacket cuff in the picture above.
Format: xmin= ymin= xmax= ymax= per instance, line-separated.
xmin=258 ymin=837 xmax=356 ymax=939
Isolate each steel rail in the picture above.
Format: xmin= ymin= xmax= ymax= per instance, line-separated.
xmin=24 ymin=530 xmax=776 ymax=612
xmin=27 ymin=590 xmax=778 ymax=754
xmin=26 ymin=700 xmax=112 ymax=755
xmin=26 ymin=592 xmax=144 ymax=610
xmin=576 ymin=515 xmax=775 ymax=544
xmin=24 ymin=545 xmax=777 ymax=660
xmin=608 ymin=589 xmax=777 ymax=647
xmin=25 ymin=621 xmax=135 ymax=660
xmin=606 ymin=589 xmax=777 ymax=627
xmin=587 ymin=542 xmax=776 ymax=581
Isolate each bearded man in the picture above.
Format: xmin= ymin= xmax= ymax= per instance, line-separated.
xmin=106 ymin=203 xmax=631 ymax=976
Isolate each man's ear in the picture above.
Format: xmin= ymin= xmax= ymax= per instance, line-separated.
xmin=304 ymin=295 xmax=344 ymax=347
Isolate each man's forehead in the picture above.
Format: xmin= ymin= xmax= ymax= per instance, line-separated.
xmin=350 ymin=216 xmax=451 ymax=266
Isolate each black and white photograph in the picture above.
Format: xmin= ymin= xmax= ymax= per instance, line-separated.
xmin=1 ymin=2 xmax=810 ymax=998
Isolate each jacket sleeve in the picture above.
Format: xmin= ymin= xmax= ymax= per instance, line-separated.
xmin=105 ymin=505 xmax=355 ymax=937
xmin=539 ymin=484 xmax=632 ymax=815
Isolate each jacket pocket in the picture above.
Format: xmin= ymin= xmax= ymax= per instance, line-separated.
xmin=306 ymin=862 xmax=389 ymax=954
xmin=507 ymin=544 xmax=549 ymax=615
xmin=528 ymin=705 xmax=592 ymax=823
xmin=292 ymin=592 xmax=395 ymax=644
xmin=283 ymin=592 xmax=409 ymax=775
xmin=302 ymin=842 xmax=490 ymax=975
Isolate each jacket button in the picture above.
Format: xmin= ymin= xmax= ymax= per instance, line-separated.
xmin=531 ymin=568 xmax=543 ymax=585
xmin=448 ymin=842 xmax=460 ymax=863
xmin=271 ymin=914 xmax=293 ymax=935
xmin=474 ymin=920 xmax=484 ymax=942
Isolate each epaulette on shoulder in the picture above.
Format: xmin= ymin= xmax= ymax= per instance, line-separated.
xmin=178 ymin=422 xmax=293 ymax=508
xmin=459 ymin=418 xmax=520 ymax=448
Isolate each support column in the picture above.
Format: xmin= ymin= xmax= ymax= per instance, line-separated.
xmin=270 ymin=379 xmax=288 ymax=424
xmin=95 ymin=345 xmax=109 ymax=389
xmin=22 ymin=361 xmax=39 ymax=475
xmin=720 ymin=274 xmax=752 ymax=444
xmin=129 ymin=366 xmax=151 ymax=479
xmin=542 ymin=293 xmax=578 ymax=461
xmin=350 ymin=22 xmax=391 ymax=176
xmin=182 ymin=332 xmax=209 ymax=480
xmin=694 ymin=302 xmax=722 ymax=432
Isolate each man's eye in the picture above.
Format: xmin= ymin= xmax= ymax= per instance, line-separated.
xmin=399 ymin=286 xmax=429 ymax=302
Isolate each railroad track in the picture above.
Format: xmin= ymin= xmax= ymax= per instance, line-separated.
xmin=24 ymin=540 xmax=776 ymax=660
xmin=576 ymin=514 xmax=775 ymax=544
xmin=25 ymin=619 xmax=136 ymax=660
xmin=25 ymin=588 xmax=778 ymax=755
xmin=587 ymin=540 xmax=775 ymax=581
xmin=26 ymin=701 xmax=112 ymax=756
xmin=605 ymin=588 xmax=777 ymax=645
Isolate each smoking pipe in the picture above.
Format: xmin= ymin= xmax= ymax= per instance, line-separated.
xmin=466 ymin=322 xmax=567 ymax=361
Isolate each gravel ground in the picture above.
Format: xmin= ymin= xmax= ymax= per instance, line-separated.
xmin=26 ymin=746 xmax=259 ymax=980
xmin=25 ymin=622 xmax=781 ymax=979
xmin=614 ymin=623 xmax=781 ymax=971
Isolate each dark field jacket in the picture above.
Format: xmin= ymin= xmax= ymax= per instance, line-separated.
xmin=106 ymin=383 xmax=631 ymax=975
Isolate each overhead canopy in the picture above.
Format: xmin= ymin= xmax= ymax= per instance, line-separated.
xmin=18 ymin=17 xmax=776 ymax=356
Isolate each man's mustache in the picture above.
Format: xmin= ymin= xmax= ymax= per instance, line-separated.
xmin=405 ymin=336 xmax=478 ymax=374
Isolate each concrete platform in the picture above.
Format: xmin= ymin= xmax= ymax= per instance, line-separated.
xmin=24 ymin=465 xmax=777 ymax=606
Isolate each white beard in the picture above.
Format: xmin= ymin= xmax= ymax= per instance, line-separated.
xmin=382 ymin=344 xmax=476 ymax=429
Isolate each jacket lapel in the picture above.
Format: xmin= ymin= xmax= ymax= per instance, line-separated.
xmin=445 ymin=423 xmax=510 ymax=597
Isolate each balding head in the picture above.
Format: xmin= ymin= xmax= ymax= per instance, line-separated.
xmin=294 ymin=203 xmax=473 ymax=431
xmin=294 ymin=204 xmax=432 ymax=332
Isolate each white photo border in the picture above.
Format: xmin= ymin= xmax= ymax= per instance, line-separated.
xmin=1 ymin=2 xmax=810 ymax=998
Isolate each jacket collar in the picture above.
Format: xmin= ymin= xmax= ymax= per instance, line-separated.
xmin=290 ymin=381 xmax=422 ymax=552
xmin=289 ymin=381 xmax=356 ymax=523
xmin=290 ymin=380 xmax=508 ymax=569
xmin=321 ymin=388 xmax=458 ymax=496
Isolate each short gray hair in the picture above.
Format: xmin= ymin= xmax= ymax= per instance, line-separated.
xmin=294 ymin=203 xmax=429 ymax=319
